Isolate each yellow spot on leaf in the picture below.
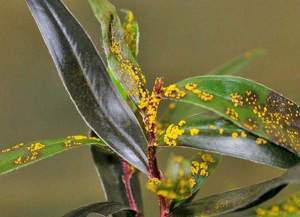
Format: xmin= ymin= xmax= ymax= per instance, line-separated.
xmin=190 ymin=128 xmax=200 ymax=136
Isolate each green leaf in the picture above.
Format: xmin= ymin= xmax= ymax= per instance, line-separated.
xmin=0 ymin=135 xmax=106 ymax=175
xmin=171 ymin=162 xmax=300 ymax=217
xmin=160 ymin=114 xmax=300 ymax=169
xmin=121 ymin=9 xmax=140 ymax=58
xmin=89 ymin=0 xmax=146 ymax=106
xmin=169 ymin=75 xmax=300 ymax=157
xmin=62 ymin=201 xmax=135 ymax=217
xmin=209 ymin=49 xmax=266 ymax=75
xmin=161 ymin=49 xmax=265 ymax=124
xmin=26 ymin=0 xmax=148 ymax=174
xmin=170 ymin=152 xmax=221 ymax=209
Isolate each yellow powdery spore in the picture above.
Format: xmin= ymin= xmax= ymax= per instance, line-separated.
xmin=191 ymin=161 xmax=208 ymax=177
xmin=190 ymin=128 xmax=200 ymax=136
xmin=122 ymin=10 xmax=138 ymax=55
xmin=147 ymin=178 xmax=161 ymax=192
xmin=110 ymin=30 xmax=147 ymax=102
xmin=14 ymin=143 xmax=46 ymax=165
xmin=230 ymin=93 xmax=244 ymax=107
xmin=192 ymin=89 xmax=214 ymax=102
xmin=163 ymin=84 xmax=186 ymax=99
xmin=231 ymin=132 xmax=239 ymax=139
xmin=185 ymin=83 xmax=198 ymax=91
xmin=164 ymin=121 xmax=185 ymax=146
xmin=240 ymin=131 xmax=248 ymax=138
xmin=1 ymin=143 xmax=24 ymax=153
xmin=226 ymin=108 xmax=239 ymax=121
xmin=168 ymin=102 xmax=176 ymax=110
xmin=256 ymin=137 xmax=268 ymax=145
xmin=256 ymin=194 xmax=300 ymax=216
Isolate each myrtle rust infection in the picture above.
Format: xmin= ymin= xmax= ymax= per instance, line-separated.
xmin=122 ymin=10 xmax=138 ymax=56
xmin=1 ymin=143 xmax=24 ymax=153
xmin=164 ymin=120 xmax=186 ymax=146
xmin=14 ymin=143 xmax=45 ymax=165
xmin=147 ymin=155 xmax=200 ymax=200
xmin=64 ymin=135 xmax=101 ymax=148
xmin=109 ymin=15 xmax=147 ymax=103
xmin=229 ymin=89 xmax=300 ymax=154
xmin=256 ymin=194 xmax=300 ymax=216
xmin=184 ymin=82 xmax=214 ymax=102
xmin=226 ymin=108 xmax=239 ymax=121
xmin=262 ymin=92 xmax=300 ymax=153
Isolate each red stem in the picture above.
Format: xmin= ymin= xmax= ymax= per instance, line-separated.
xmin=121 ymin=160 xmax=143 ymax=217
xmin=146 ymin=78 xmax=169 ymax=217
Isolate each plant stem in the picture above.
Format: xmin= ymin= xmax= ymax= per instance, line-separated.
xmin=146 ymin=78 xmax=169 ymax=217
xmin=121 ymin=159 xmax=143 ymax=217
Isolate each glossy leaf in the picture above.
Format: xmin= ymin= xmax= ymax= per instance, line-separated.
xmin=0 ymin=136 xmax=106 ymax=175
xmin=63 ymin=201 xmax=135 ymax=217
xmin=171 ymin=163 xmax=300 ymax=217
xmin=159 ymin=114 xmax=300 ymax=169
xmin=209 ymin=49 xmax=266 ymax=75
xmin=26 ymin=0 xmax=148 ymax=174
xmin=89 ymin=0 xmax=147 ymax=106
xmin=161 ymin=49 xmax=265 ymax=124
xmin=90 ymin=132 xmax=143 ymax=217
xmin=170 ymin=75 xmax=300 ymax=157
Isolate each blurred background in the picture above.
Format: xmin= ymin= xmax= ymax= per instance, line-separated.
xmin=1 ymin=0 xmax=300 ymax=216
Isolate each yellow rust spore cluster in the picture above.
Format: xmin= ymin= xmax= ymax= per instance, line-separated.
xmin=1 ymin=143 xmax=24 ymax=153
xmin=110 ymin=27 xmax=163 ymax=134
xmin=256 ymin=194 xmax=300 ymax=216
xmin=228 ymin=89 xmax=300 ymax=152
xmin=147 ymin=154 xmax=215 ymax=200
xmin=191 ymin=152 xmax=215 ymax=178
xmin=110 ymin=28 xmax=147 ymax=102
xmin=226 ymin=108 xmax=239 ymax=121
xmin=122 ymin=11 xmax=138 ymax=55
xmin=184 ymin=82 xmax=214 ymax=102
xmin=14 ymin=143 xmax=45 ymax=165
xmin=164 ymin=120 xmax=186 ymax=146
xmin=163 ymin=84 xmax=186 ymax=99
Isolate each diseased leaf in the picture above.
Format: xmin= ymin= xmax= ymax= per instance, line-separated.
xmin=26 ymin=0 xmax=148 ymax=174
xmin=209 ymin=49 xmax=266 ymax=75
xmin=160 ymin=114 xmax=300 ymax=169
xmin=89 ymin=0 xmax=147 ymax=106
xmin=121 ymin=9 xmax=140 ymax=58
xmin=171 ymin=163 xmax=300 ymax=217
xmin=0 ymin=136 xmax=105 ymax=175
xmin=167 ymin=75 xmax=300 ymax=157
xmin=161 ymin=49 xmax=265 ymax=125
xmin=62 ymin=201 xmax=135 ymax=217
xmin=227 ymin=192 xmax=300 ymax=217
xmin=90 ymin=132 xmax=143 ymax=217
xmin=170 ymin=152 xmax=221 ymax=209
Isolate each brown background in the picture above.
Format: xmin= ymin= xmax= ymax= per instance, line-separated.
xmin=1 ymin=0 xmax=300 ymax=216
